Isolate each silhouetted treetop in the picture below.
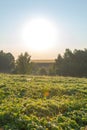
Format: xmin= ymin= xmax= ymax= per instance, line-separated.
xmin=55 ymin=48 xmax=87 ymax=77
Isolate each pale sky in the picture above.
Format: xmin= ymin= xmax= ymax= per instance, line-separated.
xmin=0 ymin=0 xmax=87 ymax=59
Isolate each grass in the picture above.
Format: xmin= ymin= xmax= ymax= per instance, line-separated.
xmin=0 ymin=74 xmax=87 ymax=129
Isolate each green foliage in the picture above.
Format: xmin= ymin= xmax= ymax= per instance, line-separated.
xmin=38 ymin=67 xmax=47 ymax=75
xmin=0 ymin=74 xmax=87 ymax=129
xmin=16 ymin=52 xmax=31 ymax=74
xmin=32 ymin=62 xmax=54 ymax=75
xmin=0 ymin=50 xmax=15 ymax=73
xmin=55 ymin=48 xmax=87 ymax=77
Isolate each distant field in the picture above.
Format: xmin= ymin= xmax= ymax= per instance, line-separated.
xmin=0 ymin=74 xmax=87 ymax=129
xmin=31 ymin=59 xmax=55 ymax=63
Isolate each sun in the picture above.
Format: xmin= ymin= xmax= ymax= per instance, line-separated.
xmin=21 ymin=17 xmax=58 ymax=51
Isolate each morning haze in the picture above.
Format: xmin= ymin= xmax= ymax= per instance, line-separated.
xmin=0 ymin=1 xmax=87 ymax=129
xmin=0 ymin=0 xmax=87 ymax=59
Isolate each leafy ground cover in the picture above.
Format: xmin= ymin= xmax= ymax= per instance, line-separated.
xmin=0 ymin=74 xmax=87 ymax=130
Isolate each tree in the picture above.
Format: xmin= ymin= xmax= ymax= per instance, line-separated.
xmin=54 ymin=54 xmax=63 ymax=75
xmin=0 ymin=50 xmax=15 ymax=73
xmin=39 ymin=67 xmax=47 ymax=75
xmin=55 ymin=48 xmax=87 ymax=77
xmin=16 ymin=52 xmax=31 ymax=74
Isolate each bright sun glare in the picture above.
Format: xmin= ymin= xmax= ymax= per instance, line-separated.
xmin=21 ymin=18 xmax=58 ymax=51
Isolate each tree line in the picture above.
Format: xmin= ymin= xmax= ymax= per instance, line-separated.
xmin=0 ymin=51 xmax=31 ymax=74
xmin=54 ymin=48 xmax=87 ymax=77
xmin=0 ymin=49 xmax=87 ymax=77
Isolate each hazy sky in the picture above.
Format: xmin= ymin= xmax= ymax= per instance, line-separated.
xmin=0 ymin=0 xmax=87 ymax=59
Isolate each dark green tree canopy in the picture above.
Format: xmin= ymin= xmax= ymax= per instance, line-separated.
xmin=0 ymin=50 xmax=15 ymax=73
xmin=55 ymin=49 xmax=87 ymax=77
xmin=16 ymin=52 xmax=31 ymax=74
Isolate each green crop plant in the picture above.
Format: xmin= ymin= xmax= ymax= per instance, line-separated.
xmin=0 ymin=74 xmax=87 ymax=129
